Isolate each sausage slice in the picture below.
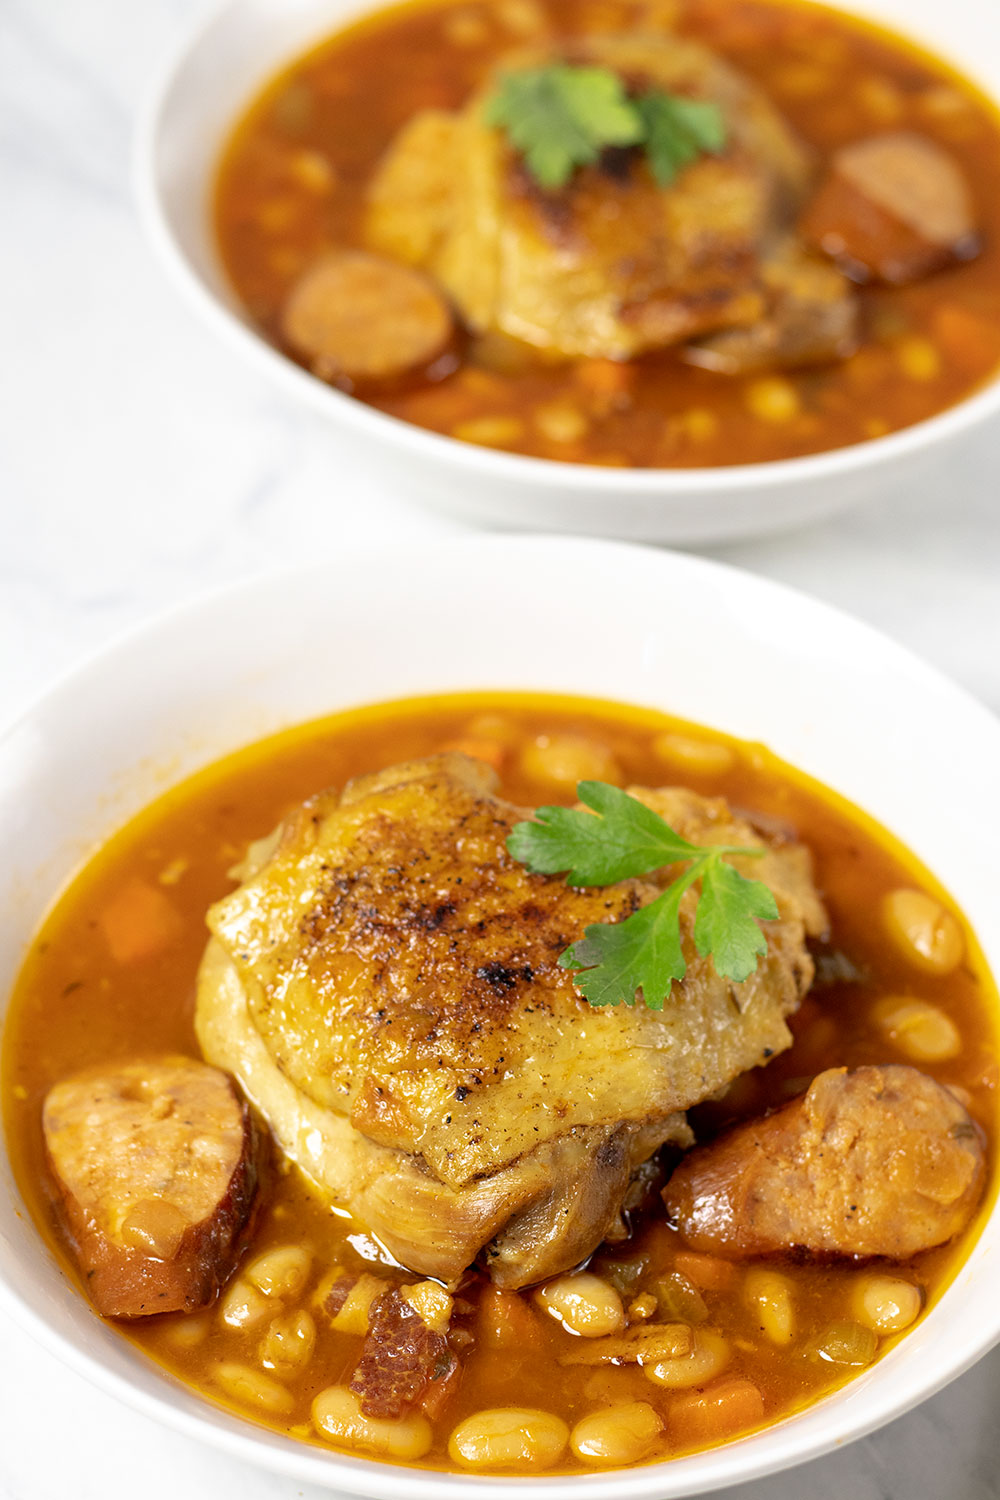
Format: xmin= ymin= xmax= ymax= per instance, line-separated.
xmin=800 ymin=132 xmax=980 ymax=285
xmin=663 ymin=1064 xmax=985 ymax=1261
xmin=281 ymin=249 xmax=456 ymax=388
xmin=43 ymin=1056 xmax=265 ymax=1318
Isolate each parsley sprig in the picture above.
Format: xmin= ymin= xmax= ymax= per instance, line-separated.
xmin=507 ymin=781 xmax=779 ymax=1009
xmin=484 ymin=63 xmax=727 ymax=191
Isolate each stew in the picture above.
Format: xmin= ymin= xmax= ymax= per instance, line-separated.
xmin=3 ymin=692 xmax=997 ymax=1471
xmin=214 ymin=0 xmax=1000 ymax=467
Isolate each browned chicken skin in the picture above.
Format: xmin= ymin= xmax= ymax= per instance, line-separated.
xmin=663 ymin=1063 xmax=985 ymax=1261
xmin=197 ymin=753 xmax=826 ymax=1288
xmin=43 ymin=1057 xmax=265 ymax=1317
xmin=365 ymin=33 xmax=822 ymax=361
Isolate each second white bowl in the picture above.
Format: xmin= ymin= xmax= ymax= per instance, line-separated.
xmin=136 ymin=0 xmax=1000 ymax=544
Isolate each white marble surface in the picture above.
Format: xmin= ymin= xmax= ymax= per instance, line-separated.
xmin=2 ymin=1 xmax=1000 ymax=1496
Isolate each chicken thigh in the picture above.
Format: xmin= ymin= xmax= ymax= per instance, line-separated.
xmin=365 ymin=34 xmax=822 ymax=360
xmin=197 ymin=754 xmax=826 ymax=1286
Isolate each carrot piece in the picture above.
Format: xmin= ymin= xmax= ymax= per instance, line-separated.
xmin=673 ymin=1251 xmax=737 ymax=1292
xmin=476 ymin=1286 xmax=544 ymax=1350
xmin=439 ymin=737 xmax=505 ymax=772
xmin=574 ymin=357 xmax=636 ymax=400
xmin=99 ymin=878 xmax=182 ymax=965
xmin=932 ymin=304 xmax=999 ymax=376
xmin=666 ymin=1378 xmax=765 ymax=1446
xmin=419 ymin=1353 xmax=461 ymax=1419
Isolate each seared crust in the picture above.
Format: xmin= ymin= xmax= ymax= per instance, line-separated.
xmin=366 ymin=33 xmax=813 ymax=360
xmin=198 ymin=754 xmax=826 ymax=1287
xmin=207 ymin=755 xmax=824 ymax=1190
xmin=43 ymin=1057 xmax=266 ymax=1318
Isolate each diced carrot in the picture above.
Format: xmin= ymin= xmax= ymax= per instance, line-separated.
xmin=932 ymin=304 xmax=999 ymax=376
xmin=476 ymin=1286 xmax=544 ymax=1350
xmin=98 ymin=878 xmax=182 ymax=965
xmin=419 ymin=1352 xmax=461 ymax=1419
xmin=673 ymin=1251 xmax=737 ymax=1293
xmin=439 ymin=737 xmax=505 ymax=771
xmin=573 ymin=357 xmax=636 ymax=403
xmin=666 ymin=1377 xmax=765 ymax=1446
xmin=454 ymin=367 xmax=509 ymax=399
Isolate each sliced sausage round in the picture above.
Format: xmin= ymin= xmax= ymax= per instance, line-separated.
xmin=663 ymin=1064 xmax=985 ymax=1261
xmin=43 ymin=1056 xmax=266 ymax=1318
xmin=801 ymin=131 xmax=981 ymax=285
xmin=280 ymin=249 xmax=456 ymax=388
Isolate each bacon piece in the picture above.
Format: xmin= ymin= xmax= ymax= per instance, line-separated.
xmin=350 ymin=1287 xmax=455 ymax=1419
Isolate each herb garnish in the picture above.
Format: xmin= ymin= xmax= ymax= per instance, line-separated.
xmin=507 ymin=781 xmax=778 ymax=1008
xmin=484 ymin=63 xmax=727 ymax=191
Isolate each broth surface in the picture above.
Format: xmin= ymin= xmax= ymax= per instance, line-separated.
xmin=215 ymin=0 xmax=1000 ymax=467
xmin=4 ymin=692 xmax=998 ymax=1471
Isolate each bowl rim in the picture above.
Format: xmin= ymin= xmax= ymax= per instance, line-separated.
xmin=133 ymin=0 xmax=1000 ymax=499
xmin=3 ymin=534 xmax=1000 ymax=1498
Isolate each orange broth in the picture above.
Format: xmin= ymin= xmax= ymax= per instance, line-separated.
xmin=3 ymin=692 xmax=998 ymax=1470
xmin=213 ymin=0 xmax=1000 ymax=467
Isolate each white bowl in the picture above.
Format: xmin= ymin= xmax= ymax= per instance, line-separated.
xmin=135 ymin=0 xmax=1000 ymax=545
xmin=2 ymin=535 xmax=1000 ymax=1496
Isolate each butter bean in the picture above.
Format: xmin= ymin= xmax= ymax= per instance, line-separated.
xmin=312 ymin=1386 xmax=432 ymax=1460
xmin=570 ymin=1402 xmax=662 ymax=1465
xmin=449 ymin=1408 xmax=569 ymax=1470
xmin=537 ymin=1273 xmax=625 ymax=1338
xmin=883 ymin=889 xmax=963 ymax=975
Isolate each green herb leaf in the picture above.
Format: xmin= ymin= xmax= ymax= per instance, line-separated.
xmin=636 ymin=90 xmax=728 ymax=186
xmin=484 ymin=64 xmax=644 ymax=190
xmin=561 ymin=878 xmax=693 ymax=1008
xmin=693 ymin=856 xmax=779 ymax=983
xmin=506 ymin=779 xmax=699 ymax=885
xmin=507 ymin=781 xmax=778 ymax=1006
xmin=484 ymin=64 xmax=727 ymax=191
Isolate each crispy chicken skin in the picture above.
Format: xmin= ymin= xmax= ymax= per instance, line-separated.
xmin=197 ymin=754 xmax=826 ymax=1287
xmin=663 ymin=1063 xmax=986 ymax=1261
xmin=43 ymin=1057 xmax=265 ymax=1317
xmin=365 ymin=34 xmax=819 ymax=361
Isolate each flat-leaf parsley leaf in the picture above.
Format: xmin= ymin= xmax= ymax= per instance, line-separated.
xmin=484 ymin=63 xmax=727 ymax=191
xmin=635 ymin=90 xmax=728 ymax=186
xmin=507 ymin=780 xmax=779 ymax=1008
xmin=484 ymin=65 xmax=644 ymax=190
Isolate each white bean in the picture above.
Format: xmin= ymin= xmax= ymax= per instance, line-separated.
xmin=570 ymin=1402 xmax=662 ymax=1465
xmin=245 ymin=1245 xmax=312 ymax=1299
xmin=219 ymin=1277 xmax=270 ymax=1331
xmin=519 ymin=733 xmax=622 ymax=792
xmin=449 ymin=1408 xmax=569 ymax=1470
xmin=883 ymin=889 xmax=963 ymax=975
xmin=743 ymin=1267 xmax=794 ymax=1346
xmin=214 ymin=1362 xmax=293 ymax=1415
xmin=260 ymin=1310 xmax=316 ymax=1375
xmin=536 ymin=1273 xmax=625 ymax=1338
xmin=312 ymin=1386 xmax=432 ymax=1460
xmin=643 ymin=1327 xmax=730 ymax=1388
xmin=652 ymin=732 xmax=734 ymax=775
xmin=852 ymin=1274 xmax=923 ymax=1334
xmin=872 ymin=996 xmax=961 ymax=1062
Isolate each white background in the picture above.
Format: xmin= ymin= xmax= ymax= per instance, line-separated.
xmin=2 ymin=1 xmax=1000 ymax=1496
